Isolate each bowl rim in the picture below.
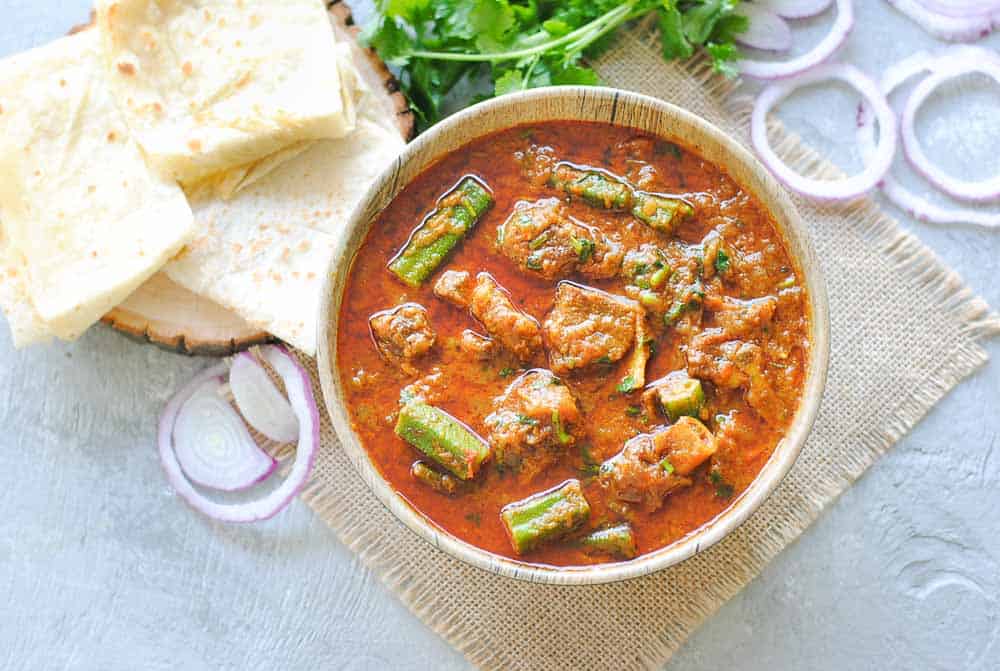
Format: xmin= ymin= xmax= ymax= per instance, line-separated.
xmin=316 ymin=86 xmax=831 ymax=585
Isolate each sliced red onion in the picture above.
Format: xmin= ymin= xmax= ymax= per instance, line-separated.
xmin=752 ymin=63 xmax=897 ymax=201
xmin=900 ymin=59 xmax=1000 ymax=202
xmin=230 ymin=351 xmax=299 ymax=443
xmin=856 ymin=48 xmax=1000 ymax=228
xmin=886 ymin=0 xmax=997 ymax=42
xmin=173 ymin=377 xmax=277 ymax=491
xmin=758 ymin=0 xmax=835 ymax=19
xmin=739 ymin=0 xmax=853 ymax=79
xmin=737 ymin=5 xmax=793 ymax=52
xmin=158 ymin=345 xmax=319 ymax=523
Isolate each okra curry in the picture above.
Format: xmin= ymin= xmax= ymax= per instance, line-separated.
xmin=337 ymin=121 xmax=810 ymax=566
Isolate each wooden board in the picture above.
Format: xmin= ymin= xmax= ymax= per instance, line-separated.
xmin=97 ymin=1 xmax=414 ymax=356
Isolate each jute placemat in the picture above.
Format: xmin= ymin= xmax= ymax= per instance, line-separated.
xmin=298 ymin=25 xmax=1000 ymax=671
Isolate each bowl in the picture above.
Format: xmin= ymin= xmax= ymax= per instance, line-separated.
xmin=316 ymin=86 xmax=830 ymax=585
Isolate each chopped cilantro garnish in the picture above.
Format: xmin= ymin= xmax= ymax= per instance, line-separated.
xmin=516 ymin=413 xmax=539 ymax=426
xmin=571 ymin=236 xmax=595 ymax=263
xmin=715 ymin=249 xmax=731 ymax=274
xmin=525 ymin=254 xmax=543 ymax=270
xmin=625 ymin=405 xmax=642 ymax=417
xmin=616 ymin=375 xmax=638 ymax=394
xmin=660 ymin=459 xmax=675 ymax=474
xmin=499 ymin=367 xmax=516 ymax=378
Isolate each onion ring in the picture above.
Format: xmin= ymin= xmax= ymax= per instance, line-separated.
xmin=752 ymin=63 xmax=897 ymax=201
xmin=900 ymin=59 xmax=1000 ymax=202
xmin=758 ymin=0 xmax=836 ymax=20
xmin=856 ymin=47 xmax=1000 ymax=227
xmin=173 ymin=377 xmax=277 ymax=491
xmin=230 ymin=351 xmax=299 ymax=443
xmin=739 ymin=0 xmax=853 ymax=79
xmin=736 ymin=5 xmax=793 ymax=52
xmin=158 ymin=345 xmax=319 ymax=522
xmin=885 ymin=0 xmax=997 ymax=42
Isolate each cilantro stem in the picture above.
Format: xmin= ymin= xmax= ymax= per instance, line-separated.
xmin=408 ymin=2 xmax=638 ymax=63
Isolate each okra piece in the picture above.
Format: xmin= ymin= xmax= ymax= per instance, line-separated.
xmin=549 ymin=163 xmax=632 ymax=210
xmin=655 ymin=376 xmax=705 ymax=422
xmin=501 ymin=479 xmax=591 ymax=555
xmin=395 ymin=401 xmax=491 ymax=480
xmin=631 ymin=191 xmax=694 ymax=234
xmin=410 ymin=460 xmax=463 ymax=496
xmin=579 ymin=523 xmax=637 ymax=560
xmin=388 ymin=177 xmax=493 ymax=287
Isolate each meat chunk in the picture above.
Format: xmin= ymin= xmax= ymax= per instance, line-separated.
xmin=458 ymin=329 xmax=497 ymax=361
xmin=686 ymin=295 xmax=785 ymax=424
xmin=484 ymin=369 xmax=583 ymax=481
xmin=433 ymin=269 xmax=473 ymax=308
xmin=497 ymin=198 xmax=622 ymax=280
xmin=599 ymin=417 xmax=717 ymax=512
xmin=470 ymin=273 xmax=542 ymax=361
xmin=369 ymin=303 xmax=436 ymax=375
xmin=542 ymin=282 xmax=640 ymax=375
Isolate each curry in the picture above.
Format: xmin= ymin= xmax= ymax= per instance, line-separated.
xmin=337 ymin=121 xmax=810 ymax=566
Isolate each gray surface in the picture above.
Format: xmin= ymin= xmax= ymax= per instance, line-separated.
xmin=1 ymin=2 xmax=998 ymax=670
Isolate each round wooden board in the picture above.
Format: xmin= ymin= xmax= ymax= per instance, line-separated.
xmin=98 ymin=1 xmax=414 ymax=356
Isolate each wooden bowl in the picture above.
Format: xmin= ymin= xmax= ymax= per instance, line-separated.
xmin=316 ymin=87 xmax=830 ymax=585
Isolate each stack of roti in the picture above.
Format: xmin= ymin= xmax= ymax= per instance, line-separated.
xmin=0 ymin=0 xmax=405 ymax=355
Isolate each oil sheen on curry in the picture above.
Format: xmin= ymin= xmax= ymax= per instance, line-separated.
xmin=337 ymin=121 xmax=810 ymax=566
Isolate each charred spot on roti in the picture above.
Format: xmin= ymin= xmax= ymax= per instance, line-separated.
xmin=116 ymin=61 xmax=136 ymax=76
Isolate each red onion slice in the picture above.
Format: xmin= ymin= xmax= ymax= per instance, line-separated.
xmin=230 ymin=352 xmax=299 ymax=443
xmin=856 ymin=48 xmax=1000 ymax=228
xmin=886 ymin=0 xmax=996 ymax=42
xmin=739 ymin=0 xmax=853 ymax=79
xmin=173 ymin=377 xmax=277 ymax=491
xmin=158 ymin=345 xmax=319 ymax=523
xmin=900 ymin=59 xmax=1000 ymax=202
xmin=737 ymin=5 xmax=793 ymax=52
xmin=752 ymin=63 xmax=897 ymax=201
xmin=758 ymin=0 xmax=835 ymax=19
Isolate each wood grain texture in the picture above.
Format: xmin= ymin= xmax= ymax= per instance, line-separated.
xmin=98 ymin=1 xmax=413 ymax=356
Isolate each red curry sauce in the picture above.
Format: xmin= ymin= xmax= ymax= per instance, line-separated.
xmin=337 ymin=121 xmax=810 ymax=566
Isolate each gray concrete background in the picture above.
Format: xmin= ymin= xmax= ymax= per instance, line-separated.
xmin=1 ymin=2 xmax=998 ymax=669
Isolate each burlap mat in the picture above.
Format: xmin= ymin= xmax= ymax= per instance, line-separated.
xmin=298 ymin=25 xmax=1000 ymax=671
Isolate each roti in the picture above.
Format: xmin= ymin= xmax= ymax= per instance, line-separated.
xmin=96 ymin=0 xmax=357 ymax=189
xmin=165 ymin=115 xmax=405 ymax=355
xmin=0 ymin=31 xmax=194 ymax=344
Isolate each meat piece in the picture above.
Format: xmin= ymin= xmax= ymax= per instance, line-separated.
xmin=433 ymin=269 xmax=473 ymax=308
xmin=599 ymin=417 xmax=716 ymax=512
xmin=484 ymin=369 xmax=584 ymax=481
xmin=703 ymin=294 xmax=777 ymax=339
xmin=686 ymin=295 xmax=784 ymax=423
xmin=369 ymin=303 xmax=436 ymax=375
xmin=542 ymin=282 xmax=640 ymax=375
xmin=470 ymin=273 xmax=542 ymax=361
xmin=497 ymin=198 xmax=622 ymax=280
xmin=458 ymin=329 xmax=497 ymax=361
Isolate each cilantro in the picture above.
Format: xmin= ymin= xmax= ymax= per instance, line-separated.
xmin=363 ymin=0 xmax=747 ymax=130
xmin=499 ymin=366 xmax=517 ymax=378
xmin=617 ymin=375 xmax=638 ymax=394
xmin=597 ymin=354 xmax=613 ymax=365
xmin=715 ymin=248 xmax=731 ymax=274
xmin=625 ymin=405 xmax=642 ymax=417
xmin=516 ymin=413 xmax=539 ymax=425
xmin=660 ymin=458 xmax=675 ymax=474
xmin=571 ymin=237 xmax=596 ymax=263
xmin=709 ymin=468 xmax=734 ymax=499
xmin=525 ymin=254 xmax=543 ymax=270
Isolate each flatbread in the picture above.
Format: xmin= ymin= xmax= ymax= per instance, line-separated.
xmin=95 ymin=0 xmax=356 ymax=188
xmin=166 ymin=114 xmax=405 ymax=355
xmin=0 ymin=229 xmax=49 ymax=348
xmin=0 ymin=31 xmax=194 ymax=344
